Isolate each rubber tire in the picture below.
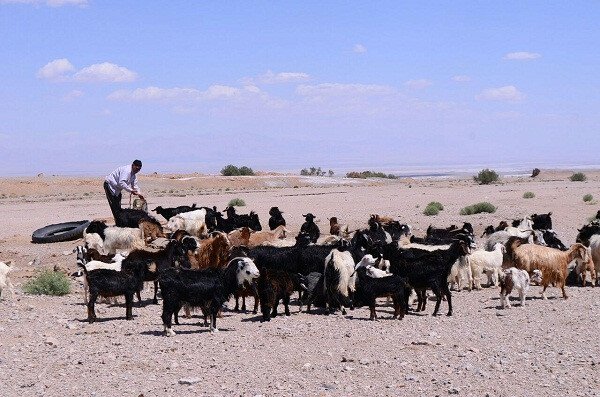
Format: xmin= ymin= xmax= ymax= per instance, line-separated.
xmin=31 ymin=220 xmax=90 ymax=244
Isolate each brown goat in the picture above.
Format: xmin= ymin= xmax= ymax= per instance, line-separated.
xmin=508 ymin=238 xmax=588 ymax=299
xmin=329 ymin=217 xmax=340 ymax=236
xmin=247 ymin=225 xmax=287 ymax=248
xmin=227 ymin=227 xmax=252 ymax=247
xmin=190 ymin=232 xmax=231 ymax=270
xmin=139 ymin=219 xmax=166 ymax=243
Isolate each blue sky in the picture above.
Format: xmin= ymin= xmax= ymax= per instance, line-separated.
xmin=1 ymin=1 xmax=599 ymax=176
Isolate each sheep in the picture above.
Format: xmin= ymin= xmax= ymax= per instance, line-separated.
xmin=499 ymin=268 xmax=543 ymax=308
xmin=300 ymin=213 xmax=320 ymax=243
xmin=0 ymin=261 xmax=14 ymax=299
xmin=166 ymin=209 xmax=208 ymax=238
xmin=84 ymin=221 xmax=146 ymax=255
xmin=268 ymin=206 xmax=286 ymax=231
xmin=80 ymin=260 xmax=154 ymax=323
xmin=152 ymin=204 xmax=197 ymax=221
xmin=353 ymin=265 xmax=411 ymax=320
xmin=257 ymin=268 xmax=308 ymax=321
xmin=158 ymin=257 xmax=260 ymax=335
xmin=468 ymin=243 xmax=505 ymax=289
xmin=506 ymin=237 xmax=588 ymax=299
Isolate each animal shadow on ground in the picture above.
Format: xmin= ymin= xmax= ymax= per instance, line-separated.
xmin=76 ymin=315 xmax=133 ymax=323
xmin=140 ymin=327 xmax=233 ymax=336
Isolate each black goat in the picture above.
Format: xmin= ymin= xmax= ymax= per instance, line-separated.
xmin=152 ymin=204 xmax=197 ymax=221
xmin=541 ymin=229 xmax=567 ymax=251
xmin=221 ymin=207 xmax=263 ymax=231
xmin=79 ymin=260 xmax=151 ymax=323
xmin=121 ymin=240 xmax=192 ymax=304
xmin=158 ymin=257 xmax=260 ymax=335
xmin=233 ymin=280 xmax=259 ymax=313
xmin=300 ymin=213 xmax=320 ymax=243
xmin=353 ymin=267 xmax=411 ymax=320
xmin=114 ymin=208 xmax=157 ymax=228
xmin=268 ymin=206 xmax=286 ymax=230
xmin=531 ymin=212 xmax=552 ymax=230
xmin=300 ymin=272 xmax=326 ymax=313
xmin=576 ymin=222 xmax=600 ymax=246
xmin=382 ymin=221 xmax=411 ymax=241
xmin=257 ymin=268 xmax=307 ymax=322
xmin=387 ymin=240 xmax=470 ymax=316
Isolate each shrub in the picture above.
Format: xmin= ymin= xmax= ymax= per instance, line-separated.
xmin=300 ymin=167 xmax=326 ymax=176
xmin=423 ymin=201 xmax=444 ymax=216
xmin=570 ymin=172 xmax=587 ymax=182
xmin=583 ymin=194 xmax=593 ymax=202
xmin=523 ymin=192 xmax=535 ymax=199
xmin=346 ymin=171 xmax=397 ymax=179
xmin=473 ymin=168 xmax=499 ymax=185
xmin=459 ymin=202 xmax=497 ymax=215
xmin=228 ymin=198 xmax=246 ymax=207
xmin=23 ymin=270 xmax=71 ymax=296
xmin=221 ymin=165 xmax=255 ymax=176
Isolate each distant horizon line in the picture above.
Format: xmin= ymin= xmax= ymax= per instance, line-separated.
xmin=2 ymin=161 xmax=599 ymax=178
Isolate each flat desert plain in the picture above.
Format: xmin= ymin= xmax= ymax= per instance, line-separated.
xmin=0 ymin=170 xmax=599 ymax=397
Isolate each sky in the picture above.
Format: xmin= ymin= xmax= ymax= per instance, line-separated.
xmin=0 ymin=1 xmax=599 ymax=176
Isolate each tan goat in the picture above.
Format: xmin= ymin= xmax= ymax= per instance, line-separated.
xmin=508 ymin=237 xmax=588 ymax=299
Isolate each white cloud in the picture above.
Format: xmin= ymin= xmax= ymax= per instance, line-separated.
xmin=1 ymin=0 xmax=87 ymax=6
xmin=476 ymin=85 xmax=525 ymax=102
xmin=73 ymin=62 xmax=137 ymax=83
xmin=353 ymin=44 xmax=367 ymax=53
xmin=242 ymin=70 xmax=310 ymax=85
xmin=404 ymin=79 xmax=433 ymax=89
xmin=107 ymin=86 xmax=201 ymax=101
xmin=63 ymin=89 xmax=83 ymax=100
xmin=36 ymin=58 xmax=74 ymax=81
xmin=503 ymin=51 xmax=541 ymax=60
xmin=296 ymin=83 xmax=393 ymax=97
xmin=452 ymin=75 xmax=471 ymax=82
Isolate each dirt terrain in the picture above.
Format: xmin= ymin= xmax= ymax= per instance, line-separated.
xmin=0 ymin=170 xmax=599 ymax=397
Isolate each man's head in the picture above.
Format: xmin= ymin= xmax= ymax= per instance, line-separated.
xmin=132 ymin=159 xmax=142 ymax=174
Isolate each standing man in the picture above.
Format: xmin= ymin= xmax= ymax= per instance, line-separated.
xmin=104 ymin=160 xmax=144 ymax=222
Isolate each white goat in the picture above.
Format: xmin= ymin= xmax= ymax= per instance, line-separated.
xmin=0 ymin=261 xmax=15 ymax=299
xmin=323 ymin=249 xmax=356 ymax=314
xmin=499 ymin=268 xmax=542 ymax=308
xmin=589 ymin=235 xmax=600 ymax=286
xmin=84 ymin=226 xmax=145 ymax=255
xmin=469 ymin=243 xmax=504 ymax=289
xmin=166 ymin=209 xmax=207 ymax=238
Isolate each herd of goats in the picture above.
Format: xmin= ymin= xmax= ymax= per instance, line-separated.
xmin=4 ymin=204 xmax=600 ymax=336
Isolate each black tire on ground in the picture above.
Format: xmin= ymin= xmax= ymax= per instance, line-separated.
xmin=31 ymin=220 xmax=90 ymax=244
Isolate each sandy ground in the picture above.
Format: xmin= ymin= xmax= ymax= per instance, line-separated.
xmin=0 ymin=170 xmax=599 ymax=396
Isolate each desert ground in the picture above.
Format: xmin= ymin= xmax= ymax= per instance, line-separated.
xmin=0 ymin=170 xmax=599 ymax=397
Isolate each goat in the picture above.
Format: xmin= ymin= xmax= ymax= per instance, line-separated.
xmin=576 ymin=222 xmax=600 ymax=247
xmin=166 ymin=209 xmax=208 ymax=238
xmin=353 ymin=266 xmax=411 ymax=320
xmin=300 ymin=272 xmax=326 ymax=313
xmin=74 ymin=249 xmax=127 ymax=305
xmin=159 ymin=257 xmax=260 ymax=335
xmin=233 ymin=280 xmax=259 ymax=314
xmin=531 ymin=212 xmax=552 ymax=230
xmin=588 ymin=235 xmax=600 ymax=286
xmin=0 ymin=261 xmax=14 ymax=299
xmin=114 ymin=208 xmax=156 ymax=228
xmin=469 ymin=243 xmax=505 ymax=289
xmin=224 ymin=206 xmax=262 ymax=231
xmin=227 ymin=227 xmax=252 ymax=247
xmin=268 ymin=206 xmax=286 ymax=231
xmin=387 ymin=240 xmax=470 ymax=316
xmin=506 ymin=237 xmax=588 ymax=299
xmin=139 ymin=218 xmax=166 ymax=243
xmin=189 ymin=231 xmax=231 ymax=270
xmin=247 ymin=225 xmax=287 ymax=247
xmin=258 ymin=268 xmax=307 ymax=321
xmin=499 ymin=268 xmax=542 ymax=308
xmin=80 ymin=260 xmax=153 ymax=323
xmin=568 ymin=247 xmax=596 ymax=286
xmin=121 ymin=240 xmax=191 ymax=304
xmin=152 ymin=204 xmax=197 ymax=221
xmin=300 ymin=213 xmax=320 ymax=243
xmin=84 ymin=220 xmax=145 ymax=255
xmin=323 ymin=248 xmax=357 ymax=314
